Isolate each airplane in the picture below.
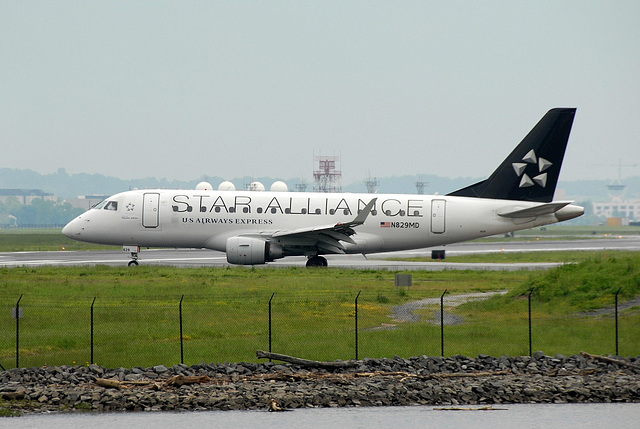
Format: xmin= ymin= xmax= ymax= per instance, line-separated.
xmin=62 ymin=108 xmax=584 ymax=267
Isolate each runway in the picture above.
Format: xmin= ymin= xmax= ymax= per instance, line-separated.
xmin=1 ymin=236 xmax=638 ymax=271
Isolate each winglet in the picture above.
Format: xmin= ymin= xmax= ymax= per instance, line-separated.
xmin=269 ymin=198 xmax=378 ymax=255
xmin=341 ymin=198 xmax=377 ymax=228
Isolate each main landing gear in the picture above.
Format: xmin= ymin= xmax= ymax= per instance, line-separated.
xmin=123 ymin=246 xmax=140 ymax=266
xmin=306 ymin=256 xmax=328 ymax=267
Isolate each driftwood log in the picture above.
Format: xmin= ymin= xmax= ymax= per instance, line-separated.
xmin=164 ymin=375 xmax=211 ymax=387
xmin=581 ymin=351 xmax=640 ymax=371
xmin=95 ymin=378 xmax=123 ymax=389
xmin=96 ymin=375 xmax=211 ymax=390
xmin=96 ymin=379 xmax=154 ymax=388
xmin=255 ymin=351 xmax=515 ymax=378
xmin=256 ymin=350 xmax=359 ymax=369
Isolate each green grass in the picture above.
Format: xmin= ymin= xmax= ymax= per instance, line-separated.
xmin=1 ymin=266 xmax=518 ymax=367
xmin=505 ymin=253 xmax=640 ymax=312
xmin=515 ymin=225 xmax=640 ymax=237
xmin=0 ymin=253 xmax=638 ymax=368
xmin=0 ymin=229 xmax=116 ymax=252
xmin=0 ymin=407 xmax=22 ymax=417
xmin=389 ymin=250 xmax=636 ymax=264
xmin=474 ymin=225 xmax=640 ymax=241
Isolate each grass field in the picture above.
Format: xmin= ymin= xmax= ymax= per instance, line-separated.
xmin=388 ymin=250 xmax=629 ymax=264
xmin=478 ymin=224 xmax=640 ymax=240
xmin=0 ymin=229 xmax=116 ymax=252
xmin=1 ymin=250 xmax=638 ymax=369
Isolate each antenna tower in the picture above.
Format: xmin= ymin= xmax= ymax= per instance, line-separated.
xmin=415 ymin=180 xmax=429 ymax=195
xmin=364 ymin=174 xmax=378 ymax=193
xmin=313 ymin=155 xmax=342 ymax=193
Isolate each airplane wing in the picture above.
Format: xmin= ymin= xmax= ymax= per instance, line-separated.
xmin=269 ymin=198 xmax=377 ymax=254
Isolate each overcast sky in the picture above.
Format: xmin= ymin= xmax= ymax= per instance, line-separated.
xmin=2 ymin=1 xmax=639 ymax=186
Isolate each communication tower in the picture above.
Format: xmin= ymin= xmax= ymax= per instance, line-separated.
xmin=415 ymin=180 xmax=429 ymax=195
xmin=363 ymin=174 xmax=378 ymax=193
xmin=313 ymin=155 xmax=342 ymax=193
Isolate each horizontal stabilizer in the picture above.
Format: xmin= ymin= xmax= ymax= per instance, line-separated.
xmin=497 ymin=201 xmax=572 ymax=218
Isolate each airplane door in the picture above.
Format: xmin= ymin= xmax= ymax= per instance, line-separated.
xmin=142 ymin=193 xmax=160 ymax=228
xmin=431 ymin=199 xmax=446 ymax=234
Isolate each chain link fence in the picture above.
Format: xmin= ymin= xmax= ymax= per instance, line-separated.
xmin=1 ymin=289 xmax=636 ymax=370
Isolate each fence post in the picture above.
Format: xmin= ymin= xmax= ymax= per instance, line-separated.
xmin=528 ymin=288 xmax=535 ymax=357
xmin=15 ymin=294 xmax=23 ymax=368
xmin=355 ymin=291 xmax=361 ymax=360
xmin=91 ymin=297 xmax=96 ymax=364
xmin=268 ymin=293 xmax=275 ymax=361
xmin=440 ymin=289 xmax=447 ymax=357
xmin=179 ymin=295 xmax=185 ymax=365
xmin=615 ymin=288 xmax=621 ymax=356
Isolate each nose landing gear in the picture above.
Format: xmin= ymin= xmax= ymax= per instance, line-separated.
xmin=123 ymin=246 xmax=140 ymax=266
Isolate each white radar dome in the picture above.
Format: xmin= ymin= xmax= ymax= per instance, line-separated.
xmin=218 ymin=181 xmax=236 ymax=191
xmin=248 ymin=181 xmax=265 ymax=191
xmin=270 ymin=181 xmax=288 ymax=192
xmin=195 ymin=181 xmax=213 ymax=190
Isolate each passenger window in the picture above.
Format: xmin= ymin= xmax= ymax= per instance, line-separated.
xmin=104 ymin=201 xmax=118 ymax=211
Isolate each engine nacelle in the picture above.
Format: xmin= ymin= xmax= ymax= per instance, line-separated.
xmin=226 ymin=237 xmax=284 ymax=265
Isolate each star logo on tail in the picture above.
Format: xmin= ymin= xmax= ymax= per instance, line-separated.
xmin=512 ymin=149 xmax=553 ymax=188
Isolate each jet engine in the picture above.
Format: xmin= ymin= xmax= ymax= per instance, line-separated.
xmin=226 ymin=237 xmax=284 ymax=265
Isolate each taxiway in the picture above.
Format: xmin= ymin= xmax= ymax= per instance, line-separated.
xmin=1 ymin=236 xmax=638 ymax=271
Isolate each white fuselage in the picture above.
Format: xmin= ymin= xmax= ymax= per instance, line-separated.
xmin=62 ymin=189 xmax=583 ymax=257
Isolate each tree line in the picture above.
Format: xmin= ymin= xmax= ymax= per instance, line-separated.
xmin=0 ymin=197 xmax=84 ymax=227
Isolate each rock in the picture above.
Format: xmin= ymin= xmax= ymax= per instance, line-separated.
xmin=153 ymin=365 xmax=169 ymax=374
xmin=533 ymin=351 xmax=546 ymax=360
xmin=88 ymin=364 xmax=103 ymax=376
xmin=0 ymin=354 xmax=638 ymax=414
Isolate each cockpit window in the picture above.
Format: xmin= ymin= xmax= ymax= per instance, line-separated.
xmin=93 ymin=200 xmax=108 ymax=209
xmin=104 ymin=201 xmax=118 ymax=211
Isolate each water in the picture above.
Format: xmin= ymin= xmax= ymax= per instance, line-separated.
xmin=7 ymin=403 xmax=639 ymax=429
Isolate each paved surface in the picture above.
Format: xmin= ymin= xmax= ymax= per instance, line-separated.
xmin=1 ymin=236 xmax=638 ymax=270
xmin=390 ymin=291 xmax=508 ymax=325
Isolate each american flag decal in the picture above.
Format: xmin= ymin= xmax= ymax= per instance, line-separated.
xmin=380 ymin=222 xmax=391 ymax=228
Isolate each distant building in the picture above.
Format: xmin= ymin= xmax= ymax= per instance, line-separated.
xmin=592 ymin=200 xmax=640 ymax=225
xmin=64 ymin=195 xmax=109 ymax=210
xmin=0 ymin=189 xmax=56 ymax=205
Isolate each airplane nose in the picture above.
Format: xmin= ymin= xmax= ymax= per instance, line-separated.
xmin=62 ymin=221 xmax=73 ymax=238
xmin=62 ymin=217 xmax=82 ymax=238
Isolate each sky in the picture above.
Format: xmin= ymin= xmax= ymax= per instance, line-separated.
xmin=1 ymin=1 xmax=639 ymax=186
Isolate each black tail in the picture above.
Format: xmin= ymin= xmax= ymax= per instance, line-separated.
xmin=447 ymin=108 xmax=576 ymax=203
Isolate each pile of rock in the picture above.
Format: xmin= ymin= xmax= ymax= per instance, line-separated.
xmin=1 ymin=352 xmax=638 ymax=414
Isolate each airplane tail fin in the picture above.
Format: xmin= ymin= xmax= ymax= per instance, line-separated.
xmin=447 ymin=108 xmax=576 ymax=203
